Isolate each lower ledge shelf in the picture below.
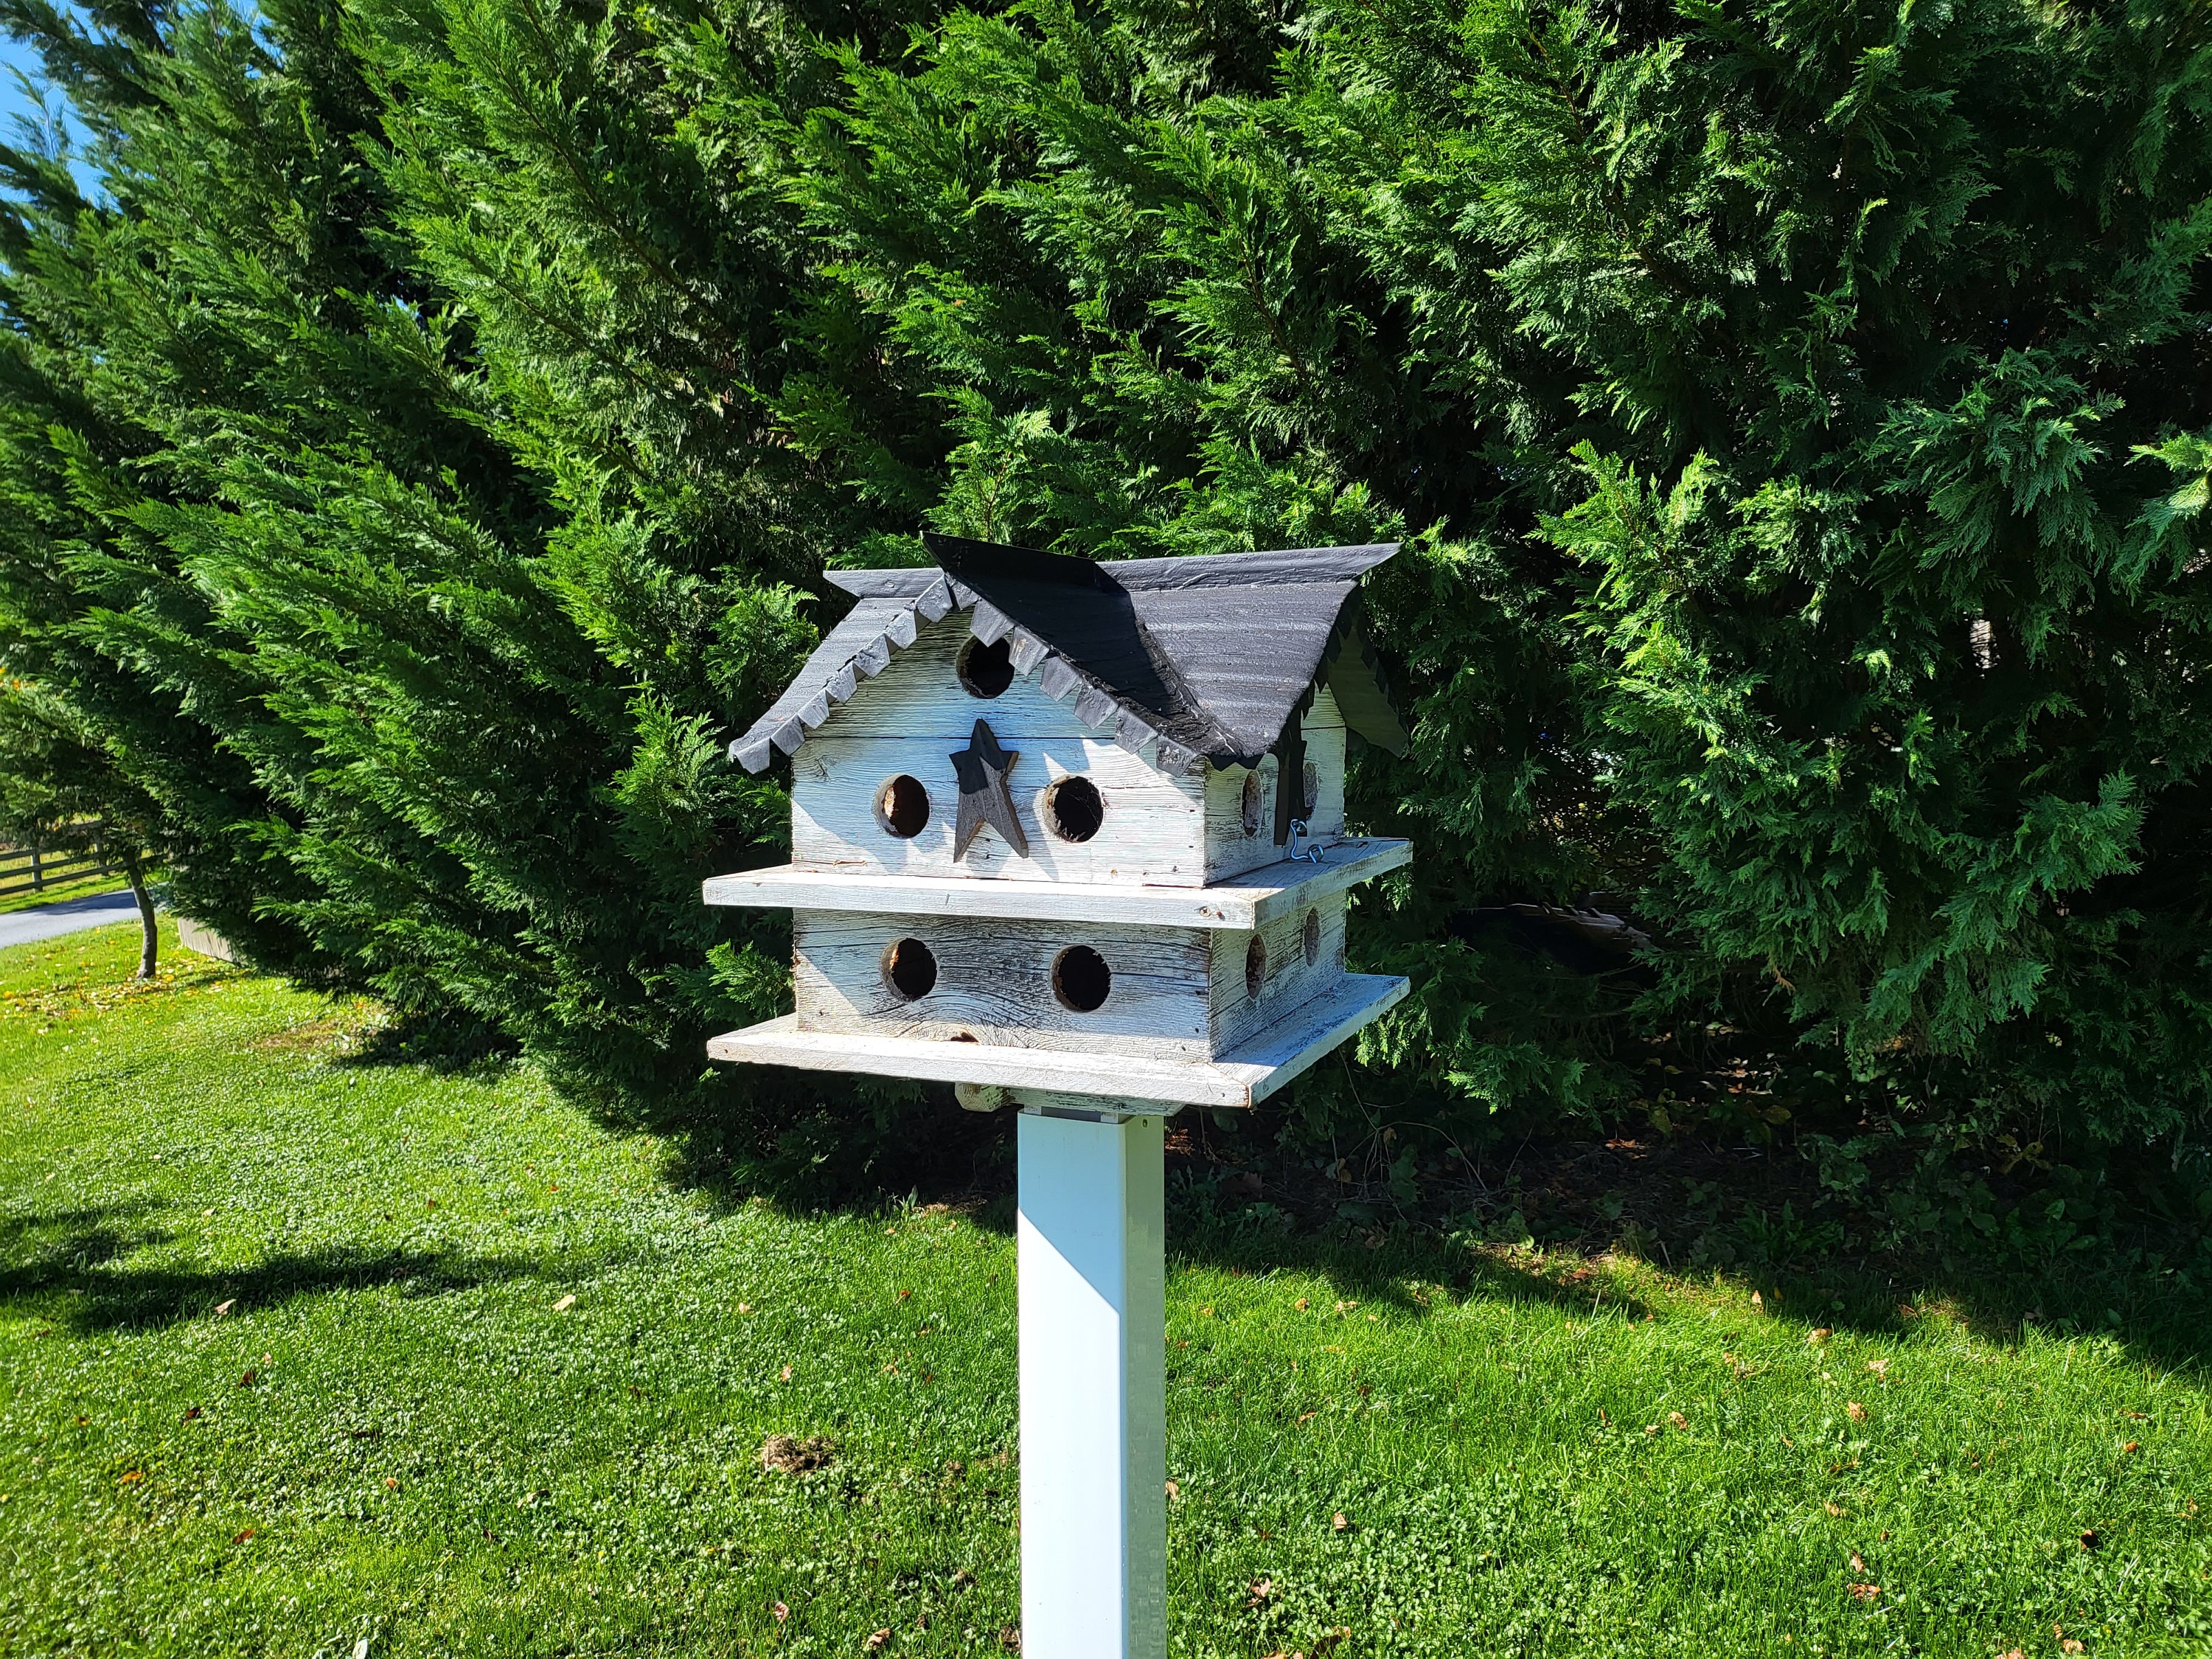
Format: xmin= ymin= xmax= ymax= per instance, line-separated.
xmin=707 ymin=973 xmax=1411 ymax=1110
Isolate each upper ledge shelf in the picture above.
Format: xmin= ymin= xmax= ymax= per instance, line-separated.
xmin=702 ymin=837 xmax=1410 ymax=931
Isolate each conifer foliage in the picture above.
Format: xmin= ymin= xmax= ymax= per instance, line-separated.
xmin=1 ymin=0 xmax=2208 ymax=1169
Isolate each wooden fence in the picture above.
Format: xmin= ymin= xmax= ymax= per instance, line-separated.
xmin=0 ymin=828 xmax=112 ymax=900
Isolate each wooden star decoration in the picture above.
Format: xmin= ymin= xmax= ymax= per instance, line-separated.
xmin=950 ymin=717 xmax=1029 ymax=861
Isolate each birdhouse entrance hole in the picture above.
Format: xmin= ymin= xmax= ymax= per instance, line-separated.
xmin=1051 ymin=945 xmax=1112 ymax=1012
xmin=956 ymin=635 xmax=1016 ymax=698
xmin=1043 ymin=775 xmax=1105 ymax=842
xmin=876 ymin=775 xmax=931 ymax=839
xmin=883 ymin=937 xmax=938 ymax=1001
xmin=1303 ymin=762 xmax=1321 ymax=817
xmin=1239 ymin=770 xmax=1265 ymax=835
xmin=1303 ymin=907 xmax=1322 ymax=966
xmin=1244 ymin=936 xmax=1267 ymax=998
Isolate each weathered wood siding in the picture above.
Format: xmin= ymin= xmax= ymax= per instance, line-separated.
xmin=791 ymin=613 xmax=1349 ymax=888
xmin=791 ymin=735 xmax=1210 ymax=885
xmin=1206 ymin=893 xmax=1349 ymax=1052
xmin=1200 ymin=686 xmax=1346 ymax=883
xmin=792 ymin=911 xmax=1214 ymax=1058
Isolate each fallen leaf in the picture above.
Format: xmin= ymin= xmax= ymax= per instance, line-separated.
xmin=1865 ymin=1359 xmax=1888 ymax=1377
xmin=1846 ymin=1582 xmax=1879 ymax=1602
xmin=1247 ymin=1576 xmax=1273 ymax=1608
xmin=2079 ymin=1529 xmax=2100 ymax=1551
xmin=1997 ymin=1652 xmax=2024 ymax=1659
xmin=212 ymin=1299 xmax=235 ymax=1318
xmin=1846 ymin=1401 xmax=1868 ymax=1423
xmin=384 ymin=1477 xmax=400 ymax=1491
xmin=998 ymin=1627 xmax=1020 ymax=1651
xmin=236 ymin=1371 xmax=255 ymax=1388
xmin=552 ymin=1295 xmax=577 ymax=1313
xmin=899 ymin=1289 xmax=912 ymax=1301
xmin=1164 ymin=1480 xmax=1179 ymax=1500
xmin=1332 ymin=1511 xmax=1349 ymax=1532
xmin=760 ymin=1434 xmax=835 ymax=1475
xmin=1669 ymin=1411 xmax=1688 ymax=1430
xmin=1644 ymin=1424 xmax=1660 ymax=1436
xmin=2124 ymin=1441 xmax=2140 ymax=1454
xmin=773 ymin=1602 xmax=790 ymax=1623
xmin=1312 ymin=1629 xmax=1352 ymax=1658
xmin=1808 ymin=1328 xmax=1832 ymax=1346
xmin=2061 ymin=1644 xmax=2085 ymax=1656
xmin=737 ymin=1303 xmax=752 ymax=1315
xmin=181 ymin=1407 xmax=200 ymax=1422
xmin=865 ymin=1630 xmax=890 ymax=1650
xmin=1295 ymin=1298 xmax=1309 ymax=1311
xmin=1849 ymin=1553 xmax=1866 ymax=1573
xmin=1751 ymin=1290 xmax=1764 ymax=1308
xmin=1297 ymin=1411 xmax=1316 ymax=1424
xmin=232 ymin=1527 xmax=254 ymax=1543
xmin=779 ymin=1365 xmax=793 ymax=1382
xmin=1824 ymin=1503 xmax=1844 ymax=1517
xmin=119 ymin=1471 xmax=142 ymax=1484
xmin=951 ymin=1568 xmax=975 ymax=1587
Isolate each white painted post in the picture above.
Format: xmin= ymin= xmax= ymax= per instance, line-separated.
xmin=1017 ymin=1106 xmax=1166 ymax=1659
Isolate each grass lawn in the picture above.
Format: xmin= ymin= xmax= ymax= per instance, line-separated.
xmin=1 ymin=923 xmax=2208 ymax=1658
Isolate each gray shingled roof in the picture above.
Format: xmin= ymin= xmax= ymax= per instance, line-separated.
xmin=729 ymin=537 xmax=1406 ymax=776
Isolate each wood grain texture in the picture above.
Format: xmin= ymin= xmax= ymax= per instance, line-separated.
xmin=703 ymin=838 xmax=1408 ymax=930
xmin=808 ymin=612 xmax=1116 ymax=742
xmin=1201 ymin=691 xmax=1345 ymax=883
xmin=793 ymin=911 xmax=1213 ymax=1058
xmin=791 ymin=734 xmax=1210 ymax=886
xmin=1207 ymin=895 xmax=1349 ymax=1053
xmin=707 ymin=973 xmax=1411 ymax=1107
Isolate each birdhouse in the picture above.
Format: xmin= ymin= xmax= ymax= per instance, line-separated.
xmin=703 ymin=533 xmax=1414 ymax=1659
xmin=707 ymin=534 xmax=1412 ymax=1109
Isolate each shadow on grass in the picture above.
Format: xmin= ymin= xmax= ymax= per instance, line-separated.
xmin=0 ymin=1202 xmax=542 ymax=1332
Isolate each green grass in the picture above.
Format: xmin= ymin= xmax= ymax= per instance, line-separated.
xmin=1 ymin=922 xmax=2208 ymax=1657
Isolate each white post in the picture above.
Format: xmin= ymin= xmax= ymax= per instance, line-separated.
xmin=1017 ymin=1106 xmax=1166 ymax=1659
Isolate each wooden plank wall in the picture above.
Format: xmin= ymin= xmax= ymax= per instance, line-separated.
xmin=1206 ymin=893 xmax=1349 ymax=1052
xmin=793 ymin=911 xmax=1215 ymax=1058
xmin=791 ymin=613 xmax=1349 ymax=889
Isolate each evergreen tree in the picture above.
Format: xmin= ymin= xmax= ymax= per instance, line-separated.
xmin=792 ymin=0 xmax=2212 ymax=1150
xmin=4 ymin=0 xmax=2208 ymax=1183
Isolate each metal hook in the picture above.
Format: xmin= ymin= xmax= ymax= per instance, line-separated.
xmin=1286 ymin=818 xmax=1324 ymax=864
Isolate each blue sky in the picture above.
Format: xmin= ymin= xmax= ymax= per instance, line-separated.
xmin=0 ymin=23 xmax=103 ymax=197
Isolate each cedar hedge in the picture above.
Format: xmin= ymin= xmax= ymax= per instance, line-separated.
xmin=1 ymin=0 xmax=2208 ymax=1189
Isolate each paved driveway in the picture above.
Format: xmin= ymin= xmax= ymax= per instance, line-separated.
xmin=0 ymin=891 xmax=146 ymax=950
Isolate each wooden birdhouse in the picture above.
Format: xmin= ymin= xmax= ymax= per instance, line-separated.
xmin=703 ymin=534 xmax=1414 ymax=1659
xmin=708 ymin=534 xmax=1412 ymax=1109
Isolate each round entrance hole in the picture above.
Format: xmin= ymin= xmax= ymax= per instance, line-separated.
xmin=1044 ymin=775 xmax=1105 ymax=842
xmin=1051 ymin=945 xmax=1112 ymax=1012
xmin=1303 ymin=761 xmax=1321 ymax=817
xmin=1244 ymin=935 xmax=1267 ymax=999
xmin=956 ymin=634 xmax=1016 ymax=698
xmin=876 ymin=773 xmax=931 ymax=839
xmin=883 ymin=937 xmax=937 ymax=1001
xmin=1239 ymin=769 xmax=1265 ymax=836
xmin=1302 ymin=908 xmax=1321 ymax=966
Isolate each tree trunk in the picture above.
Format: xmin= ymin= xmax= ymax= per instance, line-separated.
xmin=120 ymin=850 xmax=156 ymax=980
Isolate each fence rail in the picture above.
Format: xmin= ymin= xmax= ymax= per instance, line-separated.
xmin=0 ymin=828 xmax=113 ymax=900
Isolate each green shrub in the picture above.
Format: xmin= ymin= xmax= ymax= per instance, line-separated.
xmin=2 ymin=0 xmax=2208 ymax=1180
